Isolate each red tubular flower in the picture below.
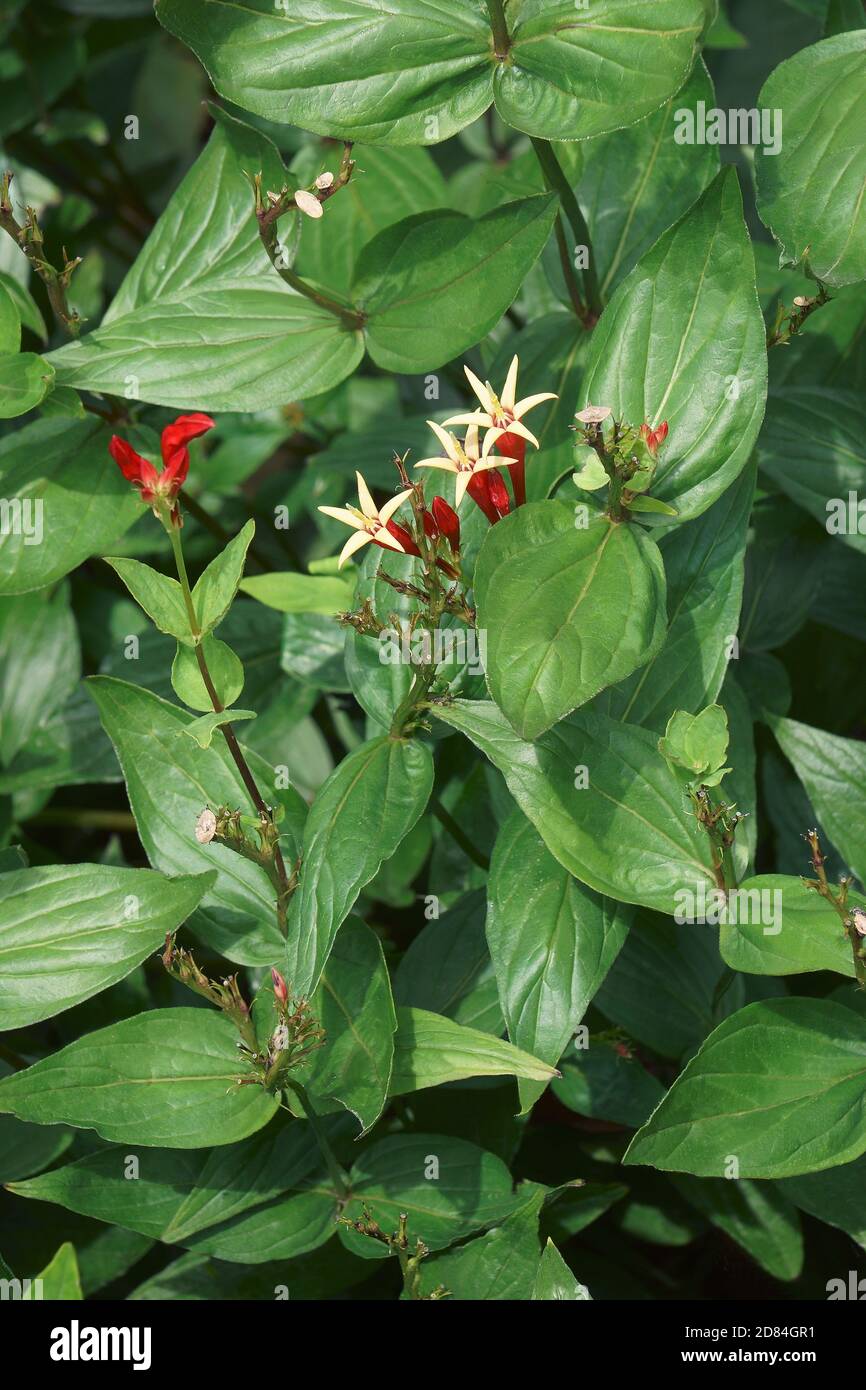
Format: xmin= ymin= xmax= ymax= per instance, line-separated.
xmin=384 ymin=519 xmax=421 ymax=557
xmin=486 ymin=468 xmax=511 ymax=519
xmin=109 ymin=413 xmax=215 ymax=510
xmin=495 ymin=430 xmax=527 ymax=506
xmin=431 ymin=496 xmax=460 ymax=552
xmin=422 ymin=509 xmax=439 ymax=541
xmin=639 ymin=421 xmax=669 ymax=455
xmin=466 ymin=471 xmax=502 ymax=526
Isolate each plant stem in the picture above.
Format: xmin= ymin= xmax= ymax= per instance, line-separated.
xmin=0 ymin=170 xmax=82 ymax=337
xmin=486 ymin=0 xmax=511 ymax=57
xmin=431 ymin=797 xmax=490 ymax=872
xmin=253 ymin=148 xmax=366 ymax=331
xmin=805 ymin=829 xmax=866 ymax=988
xmin=285 ymin=1082 xmax=350 ymax=1199
xmin=766 ymin=282 xmax=831 ymax=349
xmin=167 ymin=520 xmax=291 ymax=909
xmin=28 ymin=809 xmax=138 ymax=831
xmin=529 ymin=138 xmax=602 ymax=322
xmin=552 ymin=214 xmax=589 ymax=324
xmin=177 ymin=488 xmax=272 ymax=575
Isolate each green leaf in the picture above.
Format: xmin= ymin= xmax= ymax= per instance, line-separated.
xmin=659 ymin=703 xmax=730 ymax=778
xmin=434 ymin=700 xmax=716 ymax=915
xmin=475 ymin=503 xmax=667 ymax=739
xmin=88 ymin=677 xmax=307 ymax=966
xmin=180 ymin=709 xmax=257 ymax=749
xmin=595 ymin=909 xmax=743 ymax=1061
xmin=757 ymin=388 xmax=866 ymax=555
xmin=580 ymin=169 xmax=767 ymax=521
xmin=339 ymin=1133 xmax=520 ymax=1260
xmin=0 ymin=351 xmax=54 ymax=418
xmin=171 ymin=636 xmax=245 ymax=711
xmin=0 ymin=281 xmax=21 ymax=353
xmin=281 ymin=917 xmax=396 ymax=1134
xmin=487 ymin=811 xmax=630 ymax=1111
xmin=357 ymin=196 xmax=558 ymax=373
xmin=191 ymin=520 xmax=256 ymax=636
xmin=578 ymin=61 xmax=720 ymax=299
xmin=532 ymin=1238 xmax=591 ymax=1300
xmin=596 ymin=461 xmax=754 ymax=731
xmin=156 ymin=0 xmax=707 ymax=144
xmin=0 ymin=586 xmax=79 ymax=766
xmin=0 ymin=418 xmax=140 ymax=595
xmin=572 ymin=450 xmax=609 ymax=491
xmin=780 ymin=1154 xmax=866 ymax=1250
xmin=771 ymin=715 xmax=866 ymax=884
xmin=496 ymin=0 xmax=708 ymax=141
xmin=420 ymin=1186 xmax=547 ymax=1299
xmin=47 ymin=110 xmax=364 ymax=409
xmin=625 ymin=998 xmax=866 ymax=1178
xmin=0 ymin=864 xmax=214 ymax=1030
xmin=0 ymin=1008 xmax=279 ymax=1147
xmin=26 ymin=1243 xmax=82 ymax=1300
xmin=719 ymin=874 xmax=862 ymax=979
xmin=8 ymin=1117 xmax=347 ymax=1264
xmin=240 ymin=571 xmax=354 ymax=615
xmin=286 ymin=735 xmax=433 ymax=996
xmin=104 ymin=557 xmax=191 ymax=644
xmin=0 ymin=271 xmax=45 ymax=342
xmin=390 ymin=1005 xmax=559 ymax=1095
xmin=394 ymin=890 xmax=503 ymax=1035
xmin=672 ymin=1176 xmax=803 ymax=1281
xmin=553 ymin=1046 xmax=666 ymax=1129
xmin=755 ymin=33 xmax=866 ymax=287
xmin=0 ymin=1073 xmax=74 ymax=1184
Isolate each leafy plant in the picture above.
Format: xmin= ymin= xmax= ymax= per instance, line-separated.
xmin=0 ymin=0 xmax=865 ymax=1304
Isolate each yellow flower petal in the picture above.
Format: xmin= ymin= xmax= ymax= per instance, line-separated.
xmin=355 ymin=471 xmax=378 ymax=520
xmin=426 ymin=419 xmax=460 ymax=462
xmin=463 ymin=365 xmax=495 ymax=415
xmin=318 ymin=505 xmax=365 ymax=530
xmin=378 ymin=488 xmax=413 ymax=525
xmin=513 ymin=391 xmax=557 ymax=416
xmin=338 ymin=529 xmax=371 ymax=567
xmin=501 ymin=355 xmax=519 ymax=412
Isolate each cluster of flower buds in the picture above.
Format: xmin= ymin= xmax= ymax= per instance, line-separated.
xmin=109 ymin=414 xmax=214 ymax=525
xmin=253 ymin=968 xmax=326 ymax=1089
xmin=161 ymin=933 xmax=255 ymax=1042
xmin=573 ymin=404 xmax=674 ymax=519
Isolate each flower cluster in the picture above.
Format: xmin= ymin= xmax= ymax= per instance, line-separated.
xmin=316 ymin=355 xmax=556 ymax=568
xmin=573 ymin=404 xmax=673 ymax=519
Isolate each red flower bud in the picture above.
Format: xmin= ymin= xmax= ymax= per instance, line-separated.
xmin=109 ymin=413 xmax=215 ymax=509
xmin=466 ymin=472 xmax=500 ymax=525
xmin=422 ymin=508 xmax=439 ymax=541
xmin=486 ymin=468 xmax=511 ymax=518
xmin=383 ymin=519 xmax=421 ymax=556
xmin=431 ymin=496 xmax=460 ymax=552
xmin=639 ymin=421 xmax=669 ymax=455
xmin=271 ymin=968 xmax=289 ymax=1006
